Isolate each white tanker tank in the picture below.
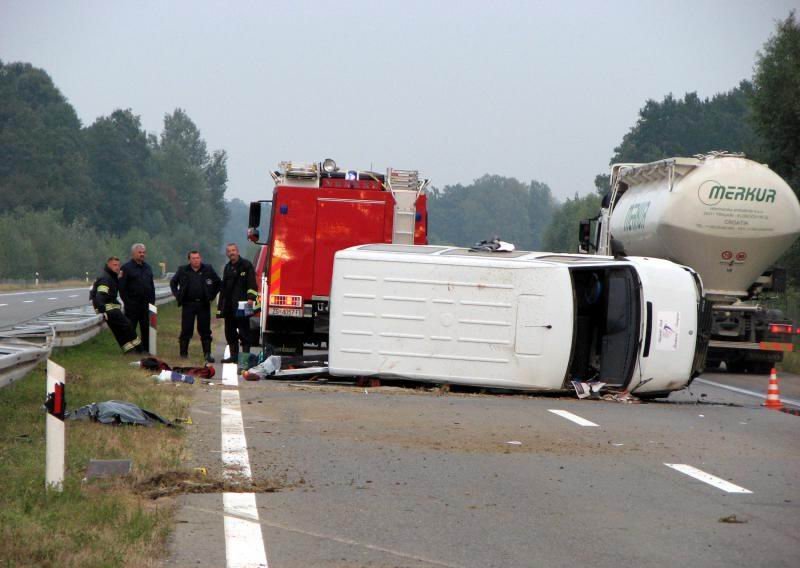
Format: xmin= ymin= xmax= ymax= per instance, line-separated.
xmin=606 ymin=154 xmax=800 ymax=301
xmin=580 ymin=152 xmax=800 ymax=374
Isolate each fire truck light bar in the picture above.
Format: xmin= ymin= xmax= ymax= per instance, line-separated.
xmin=769 ymin=323 xmax=793 ymax=334
xmin=269 ymin=294 xmax=303 ymax=308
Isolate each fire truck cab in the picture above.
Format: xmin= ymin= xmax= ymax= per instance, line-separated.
xmin=248 ymin=159 xmax=428 ymax=355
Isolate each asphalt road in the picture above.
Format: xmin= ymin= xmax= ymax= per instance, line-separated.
xmin=166 ymin=363 xmax=800 ymax=568
xmin=0 ymin=283 xmax=172 ymax=329
xmin=0 ymin=286 xmax=92 ymax=328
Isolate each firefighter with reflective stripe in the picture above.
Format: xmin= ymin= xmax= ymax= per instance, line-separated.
xmin=92 ymin=256 xmax=141 ymax=353
xmin=170 ymin=250 xmax=221 ymax=362
xmin=217 ymin=243 xmax=258 ymax=363
xmin=119 ymin=243 xmax=156 ymax=353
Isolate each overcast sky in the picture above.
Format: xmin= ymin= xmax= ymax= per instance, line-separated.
xmin=1 ymin=0 xmax=796 ymax=202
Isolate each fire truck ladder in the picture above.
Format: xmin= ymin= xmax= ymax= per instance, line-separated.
xmin=387 ymin=168 xmax=422 ymax=245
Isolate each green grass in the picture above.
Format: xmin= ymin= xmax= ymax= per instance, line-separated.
xmin=0 ymin=303 xmax=210 ymax=568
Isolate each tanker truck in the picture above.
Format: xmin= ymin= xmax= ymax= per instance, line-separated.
xmin=579 ymin=152 xmax=800 ymax=374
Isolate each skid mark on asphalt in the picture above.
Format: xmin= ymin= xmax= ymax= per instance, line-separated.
xmin=221 ymin=345 xmax=269 ymax=568
xmin=664 ymin=463 xmax=753 ymax=494
xmin=548 ymin=409 xmax=599 ymax=427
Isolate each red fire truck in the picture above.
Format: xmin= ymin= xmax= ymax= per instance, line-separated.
xmin=247 ymin=159 xmax=428 ymax=355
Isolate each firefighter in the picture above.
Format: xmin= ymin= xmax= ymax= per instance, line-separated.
xmin=217 ymin=243 xmax=258 ymax=364
xmin=92 ymin=256 xmax=141 ymax=352
xmin=119 ymin=243 xmax=156 ymax=353
xmin=170 ymin=250 xmax=221 ymax=362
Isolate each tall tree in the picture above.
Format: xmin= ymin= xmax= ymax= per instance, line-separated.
xmin=160 ymin=108 xmax=209 ymax=169
xmin=541 ymin=193 xmax=601 ymax=253
xmin=594 ymin=83 xmax=760 ymax=193
xmin=83 ymin=109 xmax=162 ymax=234
xmin=751 ymin=11 xmax=800 ymax=193
xmin=427 ymin=175 xmax=555 ymax=250
xmin=0 ymin=60 xmax=91 ymax=221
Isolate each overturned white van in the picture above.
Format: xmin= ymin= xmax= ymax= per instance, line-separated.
xmin=328 ymin=244 xmax=709 ymax=397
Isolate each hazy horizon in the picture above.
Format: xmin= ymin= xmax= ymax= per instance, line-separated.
xmin=2 ymin=0 xmax=795 ymax=202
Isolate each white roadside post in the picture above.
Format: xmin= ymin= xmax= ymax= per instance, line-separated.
xmin=85 ymin=271 xmax=89 ymax=284
xmin=148 ymin=303 xmax=157 ymax=356
xmin=35 ymin=271 xmax=40 ymax=287
xmin=45 ymin=360 xmax=66 ymax=492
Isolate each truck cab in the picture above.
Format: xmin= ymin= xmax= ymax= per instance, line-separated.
xmin=248 ymin=159 xmax=428 ymax=355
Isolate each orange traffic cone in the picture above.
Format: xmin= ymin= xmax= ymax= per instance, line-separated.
xmin=764 ymin=368 xmax=784 ymax=410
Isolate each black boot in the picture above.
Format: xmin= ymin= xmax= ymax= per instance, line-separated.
xmin=202 ymin=338 xmax=215 ymax=363
xmin=179 ymin=339 xmax=189 ymax=359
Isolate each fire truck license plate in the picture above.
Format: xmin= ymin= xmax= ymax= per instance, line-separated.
xmin=269 ymin=307 xmax=303 ymax=317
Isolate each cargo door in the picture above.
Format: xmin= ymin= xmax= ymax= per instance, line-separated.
xmin=312 ymin=198 xmax=387 ymax=298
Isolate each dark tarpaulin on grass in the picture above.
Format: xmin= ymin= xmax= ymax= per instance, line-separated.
xmin=67 ymin=400 xmax=173 ymax=427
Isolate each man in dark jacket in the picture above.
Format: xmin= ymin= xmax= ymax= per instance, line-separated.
xmin=217 ymin=243 xmax=258 ymax=363
xmin=119 ymin=243 xmax=156 ymax=353
xmin=92 ymin=257 xmax=141 ymax=352
xmin=170 ymin=250 xmax=221 ymax=362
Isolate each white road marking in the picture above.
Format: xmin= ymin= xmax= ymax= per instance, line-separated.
xmin=548 ymin=409 xmax=599 ymax=427
xmin=221 ymin=390 xmax=253 ymax=479
xmin=221 ymin=348 xmax=268 ymax=568
xmin=224 ymin=494 xmax=268 ymax=568
xmin=695 ymin=378 xmax=800 ymax=408
xmin=47 ymin=297 xmax=58 ymax=300
xmin=0 ymin=303 xmax=7 ymax=307
xmin=222 ymin=345 xmax=239 ymax=387
xmin=664 ymin=463 xmax=753 ymax=494
xmin=68 ymin=294 xmax=79 ymax=298
xmin=0 ymin=287 xmax=88 ymax=298
xmin=23 ymin=300 xmax=34 ymax=303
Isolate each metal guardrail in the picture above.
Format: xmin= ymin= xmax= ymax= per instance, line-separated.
xmin=0 ymin=287 xmax=175 ymax=389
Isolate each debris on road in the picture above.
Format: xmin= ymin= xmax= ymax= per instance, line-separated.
xmin=719 ymin=514 xmax=747 ymax=524
xmin=571 ymin=380 xmax=606 ymax=399
xmin=68 ymin=400 xmax=172 ymax=426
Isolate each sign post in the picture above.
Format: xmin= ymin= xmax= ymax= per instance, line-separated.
xmin=148 ymin=303 xmax=158 ymax=356
xmin=45 ymin=360 xmax=66 ymax=492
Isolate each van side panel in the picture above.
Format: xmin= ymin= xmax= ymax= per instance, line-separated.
xmin=329 ymin=252 xmax=573 ymax=390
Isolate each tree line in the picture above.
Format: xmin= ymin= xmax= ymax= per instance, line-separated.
xmin=0 ymin=60 xmax=229 ymax=280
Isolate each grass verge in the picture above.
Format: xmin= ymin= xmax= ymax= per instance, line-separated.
xmin=0 ymin=303 xmax=209 ymax=567
xmin=779 ymin=351 xmax=800 ymax=374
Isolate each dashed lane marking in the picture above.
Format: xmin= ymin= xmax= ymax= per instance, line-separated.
xmin=222 ymin=345 xmax=239 ymax=387
xmin=664 ymin=463 xmax=753 ymax=494
xmin=0 ymin=304 xmax=7 ymax=307
xmin=548 ymin=409 xmax=599 ymax=427
xmin=68 ymin=294 xmax=79 ymax=298
xmin=47 ymin=297 xmax=58 ymax=300
xmin=23 ymin=300 xmax=34 ymax=303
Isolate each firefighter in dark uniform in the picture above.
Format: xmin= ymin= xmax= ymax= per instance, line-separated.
xmin=92 ymin=256 xmax=141 ymax=352
xmin=170 ymin=250 xmax=221 ymax=362
xmin=119 ymin=243 xmax=156 ymax=353
xmin=217 ymin=243 xmax=258 ymax=363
